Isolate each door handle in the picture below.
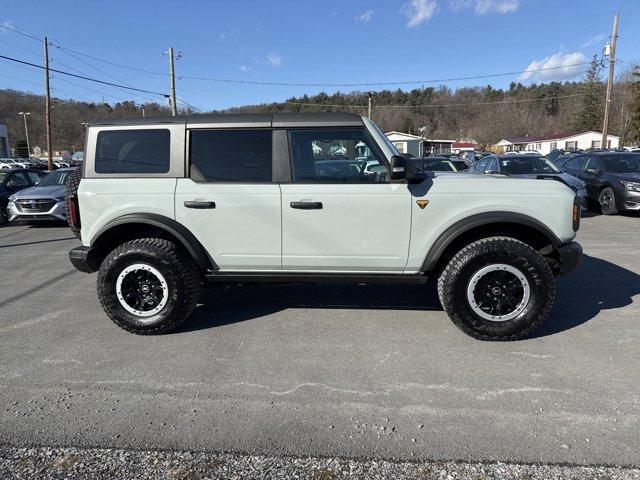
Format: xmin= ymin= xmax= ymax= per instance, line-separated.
xmin=290 ymin=201 xmax=323 ymax=210
xmin=184 ymin=201 xmax=216 ymax=209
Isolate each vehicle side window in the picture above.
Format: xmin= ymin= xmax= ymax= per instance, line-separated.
xmin=95 ymin=129 xmax=170 ymax=174
xmin=190 ymin=129 xmax=272 ymax=182
xmin=474 ymin=158 xmax=489 ymax=172
xmin=6 ymin=172 xmax=30 ymax=188
xmin=288 ymin=128 xmax=387 ymax=183
xmin=486 ymin=158 xmax=498 ymax=172
xmin=563 ymin=156 xmax=584 ymax=170
xmin=584 ymin=157 xmax=601 ymax=171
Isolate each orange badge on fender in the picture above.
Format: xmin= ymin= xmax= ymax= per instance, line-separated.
xmin=416 ymin=199 xmax=429 ymax=209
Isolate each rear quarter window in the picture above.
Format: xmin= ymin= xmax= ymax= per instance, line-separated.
xmin=95 ymin=129 xmax=170 ymax=174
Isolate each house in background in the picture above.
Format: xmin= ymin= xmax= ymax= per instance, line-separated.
xmin=451 ymin=141 xmax=477 ymax=154
xmin=386 ymin=131 xmax=455 ymax=156
xmin=495 ymin=131 xmax=620 ymax=155
xmin=0 ymin=123 xmax=9 ymax=158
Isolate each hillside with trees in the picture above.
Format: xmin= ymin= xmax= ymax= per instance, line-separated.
xmin=1 ymin=61 xmax=638 ymax=155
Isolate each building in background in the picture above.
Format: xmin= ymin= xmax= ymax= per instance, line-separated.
xmin=0 ymin=123 xmax=9 ymax=158
xmin=451 ymin=141 xmax=477 ymax=154
xmin=386 ymin=131 xmax=455 ymax=156
xmin=495 ymin=131 xmax=620 ymax=154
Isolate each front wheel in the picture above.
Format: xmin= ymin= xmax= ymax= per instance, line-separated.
xmin=598 ymin=187 xmax=619 ymax=215
xmin=97 ymin=238 xmax=200 ymax=334
xmin=437 ymin=237 xmax=555 ymax=341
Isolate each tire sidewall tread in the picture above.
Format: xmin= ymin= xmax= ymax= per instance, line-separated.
xmin=437 ymin=236 xmax=555 ymax=341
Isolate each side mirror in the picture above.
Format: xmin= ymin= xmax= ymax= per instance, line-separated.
xmin=585 ymin=168 xmax=599 ymax=175
xmin=390 ymin=155 xmax=417 ymax=181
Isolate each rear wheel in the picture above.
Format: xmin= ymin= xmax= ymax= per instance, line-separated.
xmin=437 ymin=237 xmax=554 ymax=341
xmin=97 ymin=238 xmax=200 ymax=334
xmin=598 ymin=187 xmax=619 ymax=215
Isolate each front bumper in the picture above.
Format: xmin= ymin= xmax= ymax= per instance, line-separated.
xmin=69 ymin=245 xmax=99 ymax=273
xmin=554 ymin=241 xmax=583 ymax=276
xmin=617 ymin=189 xmax=640 ymax=211
xmin=7 ymin=199 xmax=67 ymax=222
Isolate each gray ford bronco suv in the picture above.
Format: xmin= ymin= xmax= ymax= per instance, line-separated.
xmin=67 ymin=113 xmax=582 ymax=340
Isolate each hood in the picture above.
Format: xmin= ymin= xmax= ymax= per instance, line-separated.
xmin=505 ymin=172 xmax=585 ymax=189
xmin=12 ymin=184 xmax=65 ymax=199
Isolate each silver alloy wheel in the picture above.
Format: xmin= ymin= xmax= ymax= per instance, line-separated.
xmin=115 ymin=263 xmax=169 ymax=319
xmin=599 ymin=189 xmax=614 ymax=211
xmin=466 ymin=263 xmax=530 ymax=322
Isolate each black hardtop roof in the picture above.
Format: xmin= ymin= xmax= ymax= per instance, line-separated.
xmin=89 ymin=112 xmax=364 ymax=128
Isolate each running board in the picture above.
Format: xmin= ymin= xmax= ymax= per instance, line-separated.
xmin=205 ymin=272 xmax=430 ymax=284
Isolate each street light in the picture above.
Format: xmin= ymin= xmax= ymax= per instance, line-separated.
xmin=17 ymin=112 xmax=31 ymax=158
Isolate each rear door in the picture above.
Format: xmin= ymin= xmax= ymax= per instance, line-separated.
xmin=279 ymin=127 xmax=411 ymax=272
xmin=175 ymin=128 xmax=281 ymax=271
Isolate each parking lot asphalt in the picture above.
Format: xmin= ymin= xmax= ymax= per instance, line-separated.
xmin=1 ymin=214 xmax=639 ymax=468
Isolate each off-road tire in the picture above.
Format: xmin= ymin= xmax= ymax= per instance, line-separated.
xmin=64 ymin=167 xmax=82 ymax=239
xmin=97 ymin=238 xmax=200 ymax=335
xmin=598 ymin=187 xmax=619 ymax=215
xmin=437 ymin=236 xmax=555 ymax=341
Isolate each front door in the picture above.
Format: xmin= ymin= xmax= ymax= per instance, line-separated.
xmin=175 ymin=128 xmax=281 ymax=271
xmin=280 ymin=127 xmax=411 ymax=272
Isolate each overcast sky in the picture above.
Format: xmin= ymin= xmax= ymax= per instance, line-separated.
xmin=0 ymin=0 xmax=638 ymax=111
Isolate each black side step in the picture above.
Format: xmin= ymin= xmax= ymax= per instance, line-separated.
xmin=204 ymin=272 xmax=429 ymax=285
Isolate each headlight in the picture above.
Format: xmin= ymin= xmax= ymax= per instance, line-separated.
xmin=620 ymin=180 xmax=640 ymax=192
xmin=8 ymin=195 xmax=16 ymax=203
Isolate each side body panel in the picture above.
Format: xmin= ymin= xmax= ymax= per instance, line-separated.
xmin=175 ymin=180 xmax=282 ymax=271
xmin=78 ymin=178 xmax=178 ymax=246
xmin=406 ymin=175 xmax=578 ymax=272
xmin=280 ymin=183 xmax=411 ymax=272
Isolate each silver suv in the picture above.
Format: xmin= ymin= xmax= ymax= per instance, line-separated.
xmin=67 ymin=113 xmax=582 ymax=340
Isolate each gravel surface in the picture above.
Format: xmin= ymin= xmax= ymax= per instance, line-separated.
xmin=1 ymin=445 xmax=639 ymax=479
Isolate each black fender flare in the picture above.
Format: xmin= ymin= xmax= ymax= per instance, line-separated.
xmin=91 ymin=213 xmax=215 ymax=272
xmin=420 ymin=212 xmax=561 ymax=272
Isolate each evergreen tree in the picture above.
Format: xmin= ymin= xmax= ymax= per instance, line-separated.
xmin=574 ymin=56 xmax=604 ymax=131
xmin=626 ymin=67 xmax=640 ymax=144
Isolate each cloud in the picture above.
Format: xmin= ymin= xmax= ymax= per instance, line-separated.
xmin=356 ymin=9 xmax=375 ymax=23
xmin=518 ymin=52 xmax=587 ymax=82
xmin=448 ymin=0 xmax=519 ymax=14
xmin=266 ymin=53 xmax=282 ymax=67
xmin=581 ymin=33 xmax=605 ymax=48
xmin=401 ymin=0 xmax=437 ymax=28
xmin=239 ymin=64 xmax=252 ymax=72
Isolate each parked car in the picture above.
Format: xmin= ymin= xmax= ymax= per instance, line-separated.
xmin=7 ymin=167 xmax=75 ymax=224
xmin=415 ymin=157 xmax=459 ymax=172
xmin=67 ymin=113 xmax=582 ymax=341
xmin=0 ymin=158 xmax=30 ymax=169
xmin=468 ymin=154 xmax=588 ymax=207
xmin=0 ymin=168 xmax=47 ymax=225
xmin=558 ymin=151 xmax=640 ymax=215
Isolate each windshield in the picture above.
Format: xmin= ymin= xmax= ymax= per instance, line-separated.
xmin=499 ymin=156 xmax=560 ymax=174
xmin=422 ymin=160 xmax=455 ymax=172
xmin=364 ymin=118 xmax=399 ymax=157
xmin=38 ymin=169 xmax=72 ymax=187
xmin=601 ymin=154 xmax=640 ymax=173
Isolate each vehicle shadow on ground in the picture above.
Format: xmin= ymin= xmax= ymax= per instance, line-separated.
xmin=181 ymin=254 xmax=639 ymax=338
xmin=180 ymin=282 xmax=443 ymax=333
xmin=533 ymin=254 xmax=640 ymax=337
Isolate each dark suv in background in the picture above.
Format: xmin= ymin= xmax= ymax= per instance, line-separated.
xmin=558 ymin=152 xmax=640 ymax=215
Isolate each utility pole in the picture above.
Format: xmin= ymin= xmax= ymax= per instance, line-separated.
xmin=602 ymin=12 xmax=619 ymax=149
xmin=168 ymin=47 xmax=177 ymax=116
xmin=18 ymin=112 xmax=31 ymax=157
xmin=365 ymin=91 xmax=374 ymax=119
xmin=44 ymin=36 xmax=53 ymax=171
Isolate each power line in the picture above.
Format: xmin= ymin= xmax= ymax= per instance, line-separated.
xmin=0 ymin=53 xmax=167 ymax=97
xmin=0 ymin=21 xmax=42 ymax=42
